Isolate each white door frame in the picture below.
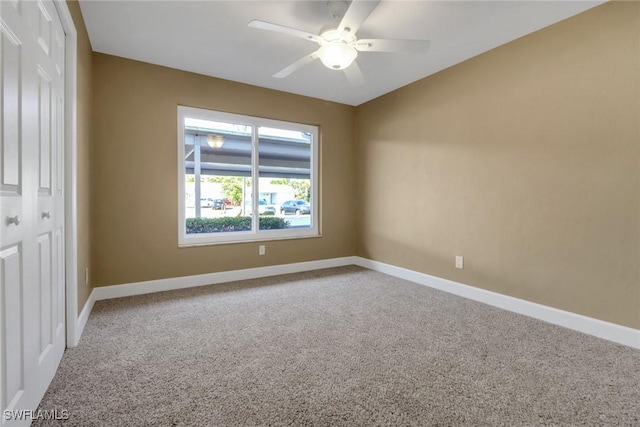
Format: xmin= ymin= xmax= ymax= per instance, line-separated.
xmin=52 ymin=0 xmax=80 ymax=348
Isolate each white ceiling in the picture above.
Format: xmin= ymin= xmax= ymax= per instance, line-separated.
xmin=79 ymin=1 xmax=604 ymax=106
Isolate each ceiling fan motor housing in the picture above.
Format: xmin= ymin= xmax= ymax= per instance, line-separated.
xmin=318 ymin=29 xmax=358 ymax=70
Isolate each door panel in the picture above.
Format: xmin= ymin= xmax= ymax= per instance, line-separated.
xmin=1 ymin=22 xmax=21 ymax=191
xmin=54 ymin=94 xmax=62 ymax=196
xmin=37 ymin=233 xmax=52 ymax=358
xmin=54 ymin=228 xmax=63 ymax=334
xmin=0 ymin=245 xmax=24 ymax=411
xmin=36 ymin=1 xmax=50 ymax=56
xmin=38 ymin=67 xmax=51 ymax=193
xmin=52 ymin=24 xmax=62 ymax=79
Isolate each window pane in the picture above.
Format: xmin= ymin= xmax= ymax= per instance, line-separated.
xmin=258 ymin=126 xmax=312 ymax=231
xmin=184 ymin=118 xmax=253 ymax=234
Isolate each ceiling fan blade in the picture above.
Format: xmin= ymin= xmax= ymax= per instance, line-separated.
xmin=248 ymin=20 xmax=321 ymax=44
xmin=343 ymin=61 xmax=365 ymax=86
xmin=337 ymin=0 xmax=380 ymax=36
xmin=273 ymin=51 xmax=320 ymax=78
xmin=356 ymin=39 xmax=431 ymax=53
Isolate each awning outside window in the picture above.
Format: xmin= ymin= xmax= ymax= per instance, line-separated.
xmin=184 ymin=127 xmax=311 ymax=179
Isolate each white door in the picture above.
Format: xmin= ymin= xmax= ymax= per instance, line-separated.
xmin=1 ymin=0 xmax=66 ymax=424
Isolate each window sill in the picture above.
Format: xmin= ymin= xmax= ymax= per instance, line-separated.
xmin=178 ymin=232 xmax=322 ymax=248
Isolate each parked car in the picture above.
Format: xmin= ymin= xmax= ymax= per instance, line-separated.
xmin=200 ymin=198 xmax=214 ymax=208
xmin=244 ymin=200 xmax=276 ymax=216
xmin=280 ymin=200 xmax=311 ymax=215
xmin=212 ymin=199 xmax=226 ymax=210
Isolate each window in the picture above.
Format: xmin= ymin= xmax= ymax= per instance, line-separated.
xmin=178 ymin=106 xmax=319 ymax=246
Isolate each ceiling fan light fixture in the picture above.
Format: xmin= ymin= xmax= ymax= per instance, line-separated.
xmin=318 ymin=42 xmax=357 ymax=70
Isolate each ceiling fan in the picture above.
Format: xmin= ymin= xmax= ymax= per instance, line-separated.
xmin=248 ymin=0 xmax=430 ymax=85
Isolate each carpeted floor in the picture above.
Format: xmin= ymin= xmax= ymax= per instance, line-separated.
xmin=36 ymin=266 xmax=639 ymax=426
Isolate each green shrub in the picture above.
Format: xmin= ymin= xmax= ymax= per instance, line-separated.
xmin=186 ymin=216 xmax=288 ymax=234
xmin=258 ymin=216 xmax=288 ymax=229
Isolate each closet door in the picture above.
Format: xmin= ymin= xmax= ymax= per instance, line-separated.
xmin=1 ymin=0 xmax=65 ymax=423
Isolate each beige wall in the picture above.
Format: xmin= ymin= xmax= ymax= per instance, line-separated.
xmin=355 ymin=2 xmax=640 ymax=329
xmin=67 ymin=1 xmax=93 ymax=312
xmin=91 ymin=54 xmax=356 ymax=286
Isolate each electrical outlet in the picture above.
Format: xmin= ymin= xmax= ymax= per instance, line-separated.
xmin=259 ymin=245 xmax=266 ymax=255
xmin=455 ymin=256 xmax=464 ymax=269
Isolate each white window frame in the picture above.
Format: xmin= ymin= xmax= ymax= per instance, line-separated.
xmin=177 ymin=106 xmax=319 ymax=246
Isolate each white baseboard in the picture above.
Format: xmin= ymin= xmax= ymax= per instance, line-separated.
xmin=92 ymin=256 xmax=359 ymax=301
xmin=354 ymin=257 xmax=640 ymax=349
xmin=68 ymin=288 xmax=96 ymax=347
xmin=71 ymin=255 xmax=639 ymax=350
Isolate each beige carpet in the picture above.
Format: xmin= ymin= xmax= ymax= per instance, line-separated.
xmin=36 ymin=266 xmax=639 ymax=426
